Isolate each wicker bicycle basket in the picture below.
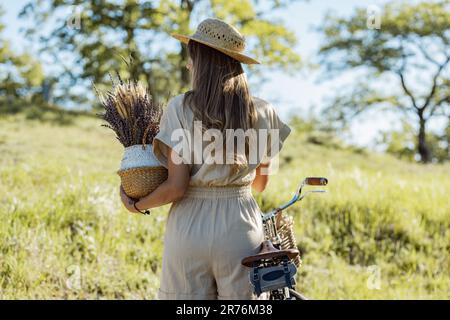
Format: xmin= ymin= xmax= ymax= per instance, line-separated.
xmin=276 ymin=212 xmax=302 ymax=268
xmin=118 ymin=166 xmax=168 ymax=199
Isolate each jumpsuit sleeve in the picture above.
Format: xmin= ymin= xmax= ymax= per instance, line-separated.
xmin=260 ymin=103 xmax=291 ymax=165
xmin=152 ymin=96 xmax=192 ymax=169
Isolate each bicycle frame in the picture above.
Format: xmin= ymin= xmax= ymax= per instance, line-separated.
xmin=262 ymin=177 xmax=327 ymax=246
xmin=243 ymin=177 xmax=328 ymax=300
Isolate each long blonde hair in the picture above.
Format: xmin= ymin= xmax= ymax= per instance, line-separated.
xmin=183 ymin=41 xmax=257 ymax=132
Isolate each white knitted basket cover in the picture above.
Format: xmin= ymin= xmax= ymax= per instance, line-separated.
xmin=120 ymin=144 xmax=162 ymax=171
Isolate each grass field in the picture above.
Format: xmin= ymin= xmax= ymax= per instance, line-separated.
xmin=0 ymin=110 xmax=449 ymax=299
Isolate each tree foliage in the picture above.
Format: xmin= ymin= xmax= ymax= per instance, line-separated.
xmin=19 ymin=0 xmax=302 ymax=106
xmin=318 ymin=0 xmax=450 ymax=163
xmin=0 ymin=5 xmax=44 ymax=112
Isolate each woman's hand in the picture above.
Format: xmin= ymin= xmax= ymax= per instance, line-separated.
xmin=119 ymin=185 xmax=140 ymax=214
xmin=134 ymin=149 xmax=190 ymax=209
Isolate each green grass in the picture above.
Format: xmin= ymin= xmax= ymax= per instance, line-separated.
xmin=0 ymin=112 xmax=449 ymax=299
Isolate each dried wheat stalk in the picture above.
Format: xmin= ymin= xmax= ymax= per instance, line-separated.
xmin=96 ymin=76 xmax=163 ymax=148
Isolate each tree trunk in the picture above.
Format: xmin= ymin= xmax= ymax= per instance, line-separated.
xmin=180 ymin=44 xmax=190 ymax=89
xmin=125 ymin=28 xmax=139 ymax=79
xmin=124 ymin=24 xmax=156 ymax=99
xmin=179 ymin=0 xmax=194 ymax=91
xmin=417 ymin=115 xmax=431 ymax=163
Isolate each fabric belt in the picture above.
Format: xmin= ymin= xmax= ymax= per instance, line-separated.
xmin=184 ymin=185 xmax=252 ymax=199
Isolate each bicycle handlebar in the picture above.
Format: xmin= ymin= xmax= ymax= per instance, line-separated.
xmin=304 ymin=177 xmax=328 ymax=186
xmin=261 ymin=176 xmax=328 ymax=221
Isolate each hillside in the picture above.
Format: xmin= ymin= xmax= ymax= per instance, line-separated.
xmin=0 ymin=112 xmax=448 ymax=299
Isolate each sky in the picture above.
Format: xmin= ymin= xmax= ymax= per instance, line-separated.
xmin=1 ymin=0 xmax=423 ymax=148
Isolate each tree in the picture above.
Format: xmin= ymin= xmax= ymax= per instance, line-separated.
xmin=20 ymin=0 xmax=302 ymax=106
xmin=379 ymin=121 xmax=416 ymax=161
xmin=380 ymin=119 xmax=450 ymax=163
xmin=0 ymin=5 xmax=44 ymax=112
xmin=318 ymin=1 xmax=450 ymax=163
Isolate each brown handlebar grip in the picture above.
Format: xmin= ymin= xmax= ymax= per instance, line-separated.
xmin=305 ymin=177 xmax=328 ymax=186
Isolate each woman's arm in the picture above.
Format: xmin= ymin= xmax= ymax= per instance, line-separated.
xmin=120 ymin=148 xmax=190 ymax=213
xmin=252 ymin=162 xmax=270 ymax=193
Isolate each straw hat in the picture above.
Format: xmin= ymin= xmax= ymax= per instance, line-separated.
xmin=172 ymin=18 xmax=260 ymax=65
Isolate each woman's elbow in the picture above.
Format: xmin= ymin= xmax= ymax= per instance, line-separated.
xmin=171 ymin=184 xmax=188 ymax=201
xmin=252 ymin=164 xmax=270 ymax=192
xmin=252 ymin=178 xmax=269 ymax=193
xmin=252 ymin=184 xmax=265 ymax=193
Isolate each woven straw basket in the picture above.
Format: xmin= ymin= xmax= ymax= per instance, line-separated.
xmin=117 ymin=144 xmax=168 ymax=199
xmin=118 ymin=166 xmax=168 ymax=199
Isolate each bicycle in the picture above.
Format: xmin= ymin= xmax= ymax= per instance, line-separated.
xmin=241 ymin=177 xmax=328 ymax=300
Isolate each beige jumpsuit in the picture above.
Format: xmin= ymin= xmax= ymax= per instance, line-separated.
xmin=152 ymin=94 xmax=291 ymax=300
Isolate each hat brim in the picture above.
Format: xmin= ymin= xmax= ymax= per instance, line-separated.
xmin=172 ymin=34 xmax=260 ymax=65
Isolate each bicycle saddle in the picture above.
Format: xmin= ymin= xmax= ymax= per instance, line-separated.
xmin=241 ymin=240 xmax=299 ymax=267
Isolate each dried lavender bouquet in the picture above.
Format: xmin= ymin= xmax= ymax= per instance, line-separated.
xmin=96 ymin=75 xmax=162 ymax=149
xmin=96 ymin=75 xmax=168 ymax=199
